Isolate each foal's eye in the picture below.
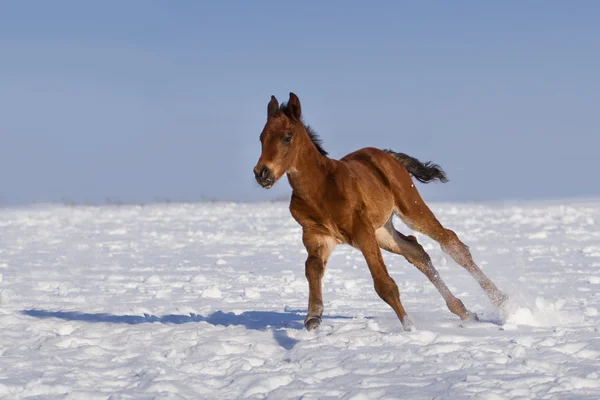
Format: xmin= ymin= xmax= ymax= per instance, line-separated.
xmin=283 ymin=134 xmax=293 ymax=143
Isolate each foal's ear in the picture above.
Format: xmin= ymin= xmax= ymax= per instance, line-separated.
xmin=267 ymin=95 xmax=279 ymax=117
xmin=288 ymin=92 xmax=302 ymax=120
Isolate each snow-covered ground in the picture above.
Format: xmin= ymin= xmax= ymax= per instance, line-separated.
xmin=1 ymin=200 xmax=599 ymax=399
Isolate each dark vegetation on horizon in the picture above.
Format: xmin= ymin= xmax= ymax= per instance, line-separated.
xmin=0 ymin=194 xmax=292 ymax=207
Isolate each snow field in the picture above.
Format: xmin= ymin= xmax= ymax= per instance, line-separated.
xmin=0 ymin=200 xmax=599 ymax=399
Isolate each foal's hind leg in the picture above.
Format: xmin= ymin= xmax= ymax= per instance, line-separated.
xmin=354 ymin=219 xmax=414 ymax=331
xmin=398 ymin=202 xmax=508 ymax=308
xmin=377 ymin=220 xmax=478 ymax=321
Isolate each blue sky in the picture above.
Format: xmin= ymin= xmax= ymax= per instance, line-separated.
xmin=1 ymin=2 xmax=599 ymax=204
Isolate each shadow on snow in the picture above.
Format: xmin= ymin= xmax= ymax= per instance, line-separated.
xmin=21 ymin=309 xmax=354 ymax=350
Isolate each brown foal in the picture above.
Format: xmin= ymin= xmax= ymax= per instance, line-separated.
xmin=254 ymin=93 xmax=507 ymax=331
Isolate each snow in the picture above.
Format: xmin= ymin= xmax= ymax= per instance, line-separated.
xmin=1 ymin=200 xmax=600 ymax=399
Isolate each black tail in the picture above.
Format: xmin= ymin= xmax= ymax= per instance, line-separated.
xmin=383 ymin=149 xmax=448 ymax=184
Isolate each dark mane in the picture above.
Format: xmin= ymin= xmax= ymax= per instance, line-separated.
xmin=280 ymin=102 xmax=328 ymax=156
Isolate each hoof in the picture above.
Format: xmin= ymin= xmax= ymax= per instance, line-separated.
xmin=496 ymin=294 xmax=510 ymax=309
xmin=462 ymin=310 xmax=479 ymax=322
xmin=496 ymin=294 xmax=513 ymax=321
xmin=402 ymin=317 xmax=416 ymax=332
xmin=304 ymin=316 xmax=322 ymax=331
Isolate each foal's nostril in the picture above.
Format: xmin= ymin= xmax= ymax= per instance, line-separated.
xmin=254 ymin=166 xmax=271 ymax=183
xmin=259 ymin=166 xmax=270 ymax=180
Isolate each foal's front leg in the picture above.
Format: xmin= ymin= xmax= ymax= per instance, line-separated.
xmin=302 ymin=233 xmax=336 ymax=331
xmin=354 ymin=221 xmax=414 ymax=331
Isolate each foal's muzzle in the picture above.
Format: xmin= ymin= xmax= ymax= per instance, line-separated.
xmin=254 ymin=165 xmax=275 ymax=189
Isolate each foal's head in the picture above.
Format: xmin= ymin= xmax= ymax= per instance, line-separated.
xmin=253 ymin=92 xmax=326 ymax=189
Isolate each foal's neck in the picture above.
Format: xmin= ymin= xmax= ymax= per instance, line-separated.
xmin=286 ymin=134 xmax=331 ymax=198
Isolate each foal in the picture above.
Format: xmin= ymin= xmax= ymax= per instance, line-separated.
xmin=254 ymin=93 xmax=507 ymax=331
